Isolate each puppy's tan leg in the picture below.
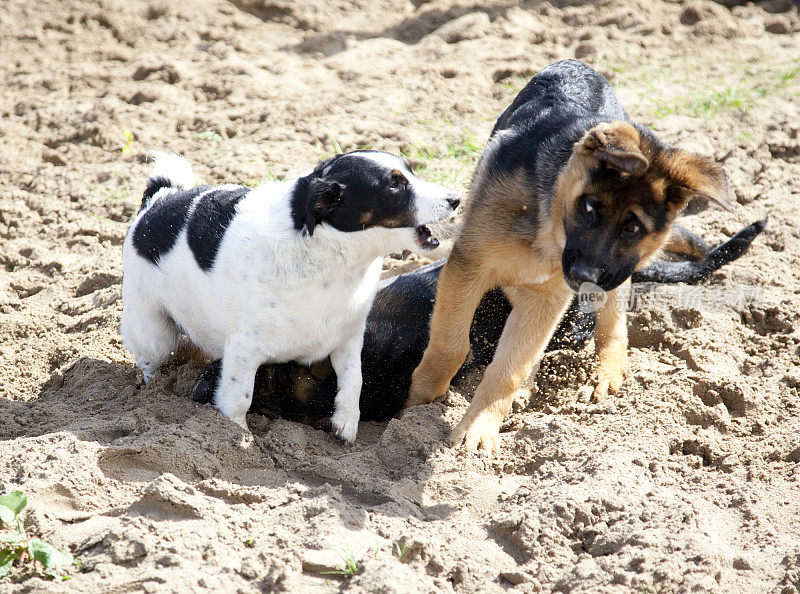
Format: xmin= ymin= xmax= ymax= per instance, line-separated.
xmin=589 ymin=282 xmax=629 ymax=401
xmin=664 ymin=224 xmax=709 ymax=260
xmin=407 ymin=257 xmax=491 ymax=407
xmin=451 ymin=279 xmax=572 ymax=452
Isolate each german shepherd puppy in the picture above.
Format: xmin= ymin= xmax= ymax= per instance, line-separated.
xmin=191 ymin=217 xmax=764 ymax=428
xmin=407 ymin=59 xmax=740 ymax=451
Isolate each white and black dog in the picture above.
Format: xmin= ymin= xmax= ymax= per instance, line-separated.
xmin=120 ymin=150 xmax=459 ymax=442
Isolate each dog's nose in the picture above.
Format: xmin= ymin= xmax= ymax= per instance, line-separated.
xmin=447 ymin=195 xmax=460 ymax=210
xmin=569 ymin=260 xmax=602 ymax=286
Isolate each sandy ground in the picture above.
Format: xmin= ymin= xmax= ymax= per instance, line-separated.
xmin=1 ymin=0 xmax=800 ymax=591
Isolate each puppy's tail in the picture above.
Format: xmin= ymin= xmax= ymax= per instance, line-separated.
xmin=141 ymin=151 xmax=194 ymax=210
xmin=632 ymin=218 xmax=767 ymax=284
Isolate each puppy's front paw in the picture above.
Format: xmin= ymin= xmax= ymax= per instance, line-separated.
xmin=451 ymin=411 xmax=502 ymax=453
xmin=331 ymin=407 xmax=360 ymax=444
xmin=405 ymin=390 xmax=435 ymax=408
xmin=577 ymin=370 xmax=624 ymax=403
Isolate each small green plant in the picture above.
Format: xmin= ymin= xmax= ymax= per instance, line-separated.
xmin=0 ymin=491 xmax=74 ymax=580
xmin=120 ymin=129 xmax=134 ymax=154
xmin=195 ymin=130 xmax=224 ymax=143
xmin=449 ymin=131 xmax=482 ymax=160
xmin=322 ymin=551 xmax=360 ymax=578
xmin=244 ymin=171 xmax=284 ymax=187
xmin=393 ymin=540 xmax=409 ymax=559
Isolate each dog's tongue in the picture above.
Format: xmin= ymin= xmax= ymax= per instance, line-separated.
xmin=415 ymin=225 xmax=439 ymax=250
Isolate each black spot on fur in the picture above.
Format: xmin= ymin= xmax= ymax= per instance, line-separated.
xmin=187 ymin=186 xmax=249 ymax=271
xmin=140 ymin=176 xmax=173 ymax=210
xmin=191 ymin=361 xmax=220 ymax=404
xmin=132 ymin=185 xmax=210 ymax=266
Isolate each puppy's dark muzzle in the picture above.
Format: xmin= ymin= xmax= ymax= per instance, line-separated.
xmin=563 ymin=257 xmax=603 ymax=292
xmin=565 ymin=265 xmax=631 ymax=293
xmin=568 ymin=260 xmax=602 ymax=286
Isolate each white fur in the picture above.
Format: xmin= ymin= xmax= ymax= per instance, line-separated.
xmin=120 ymin=153 xmax=457 ymax=443
xmin=147 ymin=151 xmax=194 ymax=189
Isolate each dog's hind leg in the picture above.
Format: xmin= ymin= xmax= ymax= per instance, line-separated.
xmin=407 ymin=257 xmax=492 ymax=407
xmin=120 ymin=301 xmax=180 ymax=384
xmin=451 ymin=279 xmax=572 ymax=452
xmin=664 ymin=224 xmax=709 ymax=260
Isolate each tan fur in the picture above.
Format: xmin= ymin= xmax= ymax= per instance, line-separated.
xmin=664 ymin=225 xmax=709 ymax=260
xmin=657 ymin=150 xmax=732 ymax=210
xmin=409 ymin=120 xmax=730 ymax=452
xmin=592 ymin=282 xmax=629 ymax=400
xmin=292 ymin=360 xmax=334 ymax=403
xmin=629 ymin=205 xmax=655 ymax=233
xmin=449 ymin=278 xmax=572 ymax=452
xmin=407 ymin=257 xmax=494 ymax=407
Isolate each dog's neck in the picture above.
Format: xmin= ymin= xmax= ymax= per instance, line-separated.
xmin=303 ymin=224 xmax=414 ymax=269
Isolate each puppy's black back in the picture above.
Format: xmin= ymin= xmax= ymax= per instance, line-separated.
xmin=480 ymin=61 xmax=628 ymax=204
xmin=492 ymin=60 xmax=626 ymax=137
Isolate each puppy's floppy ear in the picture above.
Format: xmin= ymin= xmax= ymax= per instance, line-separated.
xmin=302 ymin=179 xmax=345 ymax=236
xmin=583 ymin=121 xmax=649 ymax=175
xmin=661 ymin=149 xmax=732 ymax=215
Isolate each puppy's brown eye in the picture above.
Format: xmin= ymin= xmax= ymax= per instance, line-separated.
xmin=580 ymin=195 xmax=598 ymax=216
xmin=622 ymin=219 xmax=641 ymax=238
xmin=390 ymin=170 xmax=407 ymax=189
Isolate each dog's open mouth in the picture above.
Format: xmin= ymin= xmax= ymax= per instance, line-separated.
xmin=415 ymin=225 xmax=439 ymax=250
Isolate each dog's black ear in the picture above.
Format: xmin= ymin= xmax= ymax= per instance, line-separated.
xmin=303 ymin=179 xmax=345 ymax=236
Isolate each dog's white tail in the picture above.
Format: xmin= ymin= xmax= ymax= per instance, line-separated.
xmin=140 ymin=152 xmax=194 ymax=209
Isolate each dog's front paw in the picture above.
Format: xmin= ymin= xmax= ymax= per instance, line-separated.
xmin=331 ymin=407 xmax=360 ymax=444
xmin=229 ymin=414 xmax=250 ymax=431
xmin=405 ymin=390 xmax=435 ymax=408
xmin=576 ymin=370 xmax=624 ymax=403
xmin=451 ymin=411 xmax=502 ymax=453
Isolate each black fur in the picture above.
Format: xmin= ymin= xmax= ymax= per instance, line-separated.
xmin=186 ymin=186 xmax=249 ymax=271
xmin=631 ymin=218 xmax=767 ymax=284
xmin=132 ymin=185 xmax=210 ymax=266
xmin=141 ymin=176 xmax=173 ymax=210
xmin=192 ymin=219 xmax=764 ymax=423
xmin=485 ymin=60 xmax=628 ymax=191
